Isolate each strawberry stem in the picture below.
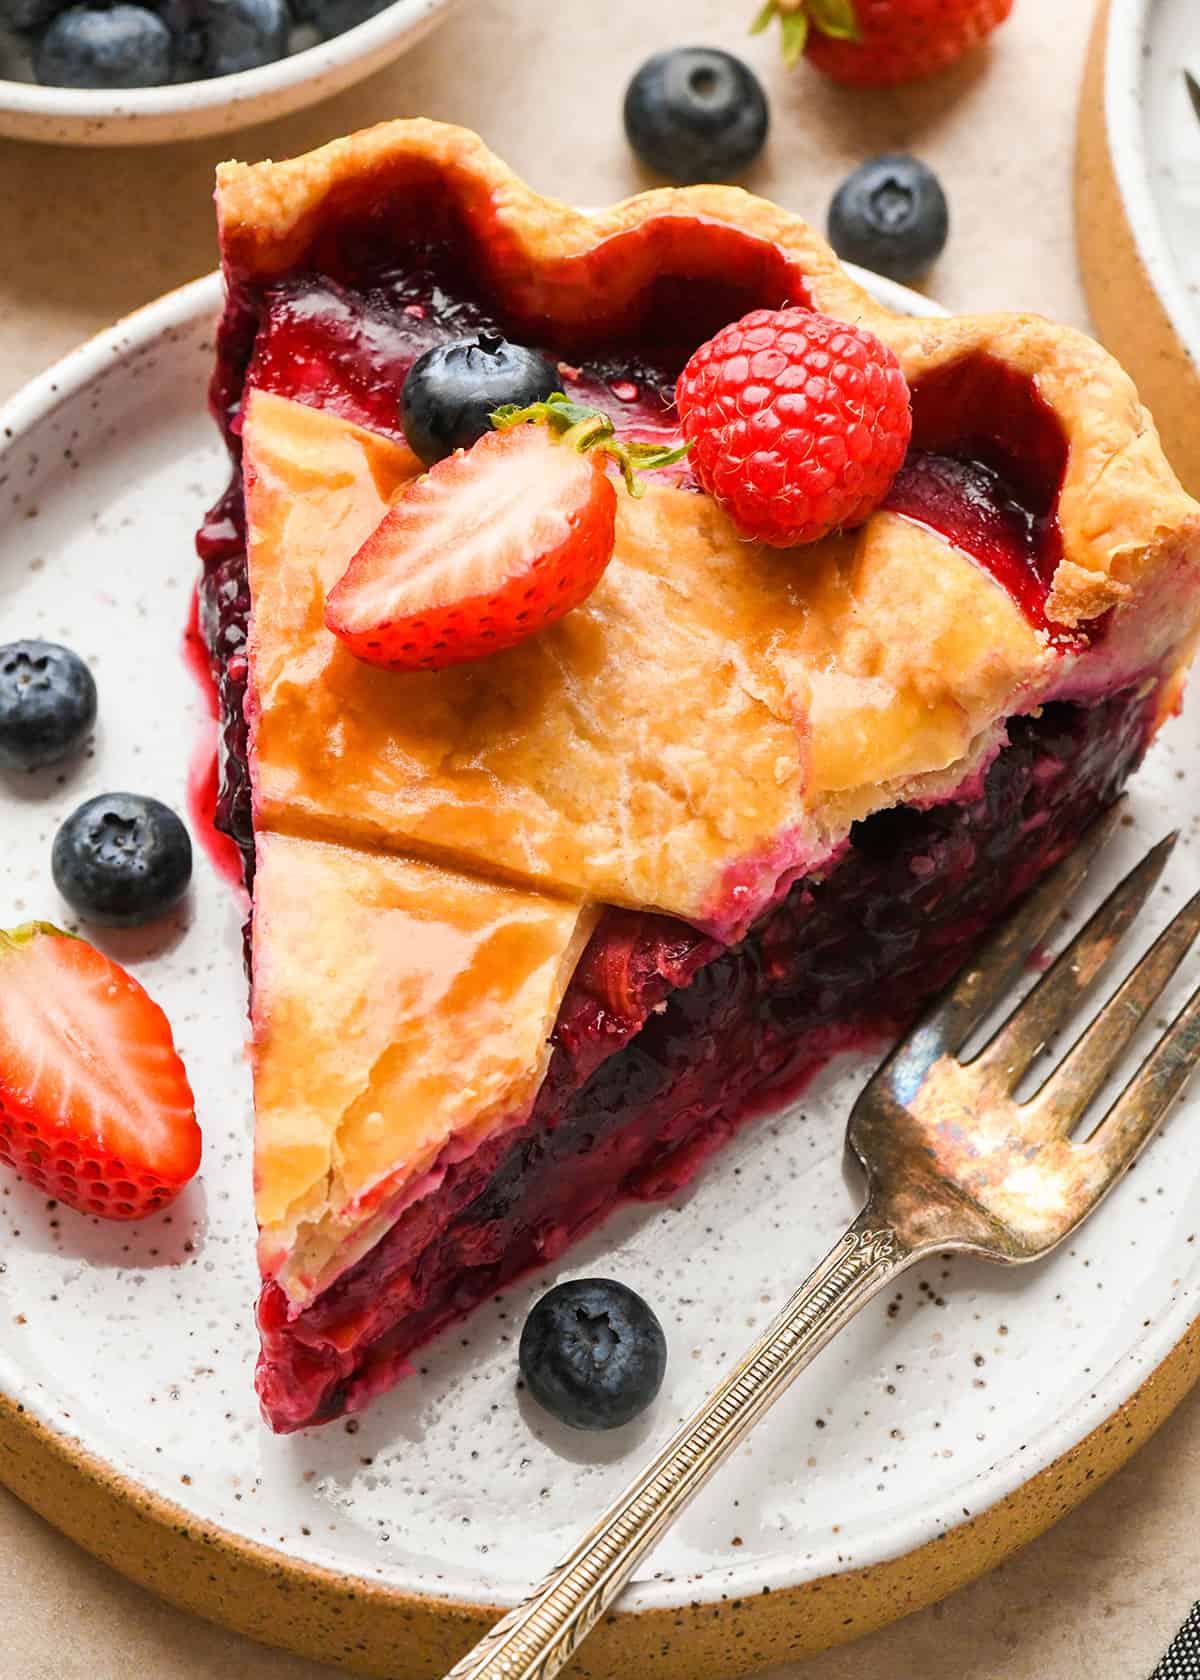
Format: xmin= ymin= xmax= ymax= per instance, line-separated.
xmin=750 ymin=0 xmax=859 ymax=66
xmin=491 ymin=392 xmax=689 ymax=497
xmin=0 ymin=921 xmax=74 ymax=953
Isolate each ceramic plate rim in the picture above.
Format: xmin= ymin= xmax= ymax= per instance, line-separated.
xmin=1104 ymin=0 xmax=1200 ymax=369
xmin=0 ymin=266 xmax=1197 ymax=1617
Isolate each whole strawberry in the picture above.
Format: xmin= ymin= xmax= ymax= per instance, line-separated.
xmin=676 ymin=307 xmax=912 ymax=548
xmin=753 ymin=0 xmax=1014 ymax=84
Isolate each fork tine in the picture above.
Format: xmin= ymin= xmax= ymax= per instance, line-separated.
xmin=968 ymin=832 xmax=1178 ymax=1091
xmin=1026 ymin=888 xmax=1200 ymax=1133
xmin=1083 ymin=979 xmax=1200 ymax=1174
xmin=879 ymin=802 xmax=1125 ymax=1102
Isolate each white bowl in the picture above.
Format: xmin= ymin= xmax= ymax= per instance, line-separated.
xmin=0 ymin=0 xmax=458 ymax=144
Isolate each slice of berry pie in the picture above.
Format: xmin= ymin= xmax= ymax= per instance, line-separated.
xmin=197 ymin=120 xmax=1200 ymax=1432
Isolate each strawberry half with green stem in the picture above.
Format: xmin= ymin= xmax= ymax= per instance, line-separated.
xmin=752 ymin=0 xmax=1013 ymax=83
xmin=325 ymin=395 xmax=686 ymax=673
xmin=0 ymin=923 xmax=200 ymax=1220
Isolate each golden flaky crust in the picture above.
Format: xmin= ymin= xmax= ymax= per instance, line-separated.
xmin=242 ymin=391 xmax=1055 ymax=931
xmin=219 ymin=122 xmax=1200 ymax=1304
xmin=252 ymin=833 xmax=595 ymax=1306
xmin=218 ymin=118 xmax=1200 ymax=630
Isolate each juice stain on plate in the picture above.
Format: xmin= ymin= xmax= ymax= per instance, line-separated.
xmin=182 ymin=586 xmax=245 ymax=890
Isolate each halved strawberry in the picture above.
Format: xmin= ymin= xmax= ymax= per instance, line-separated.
xmin=324 ymin=420 xmax=616 ymax=672
xmin=0 ymin=923 xmax=201 ymax=1221
xmin=325 ymin=398 xmax=687 ymax=673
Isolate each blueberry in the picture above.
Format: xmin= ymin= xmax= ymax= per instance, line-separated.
xmin=35 ymin=3 xmax=171 ymax=86
xmin=0 ymin=0 xmax=65 ymax=31
xmin=0 ymin=642 xmax=97 ymax=773
xmin=519 ymin=1278 xmax=667 ymax=1431
xmin=624 ymin=47 xmax=768 ymax=185
xmin=52 ymin=793 xmax=192 ymax=927
xmin=0 ymin=30 xmax=21 ymax=74
xmin=289 ymin=0 xmax=385 ymax=37
xmin=400 ymin=331 xmax=559 ymax=466
xmin=151 ymin=0 xmax=205 ymax=69
xmin=199 ymin=0 xmax=288 ymax=74
xmin=153 ymin=0 xmax=289 ymax=74
xmin=827 ymin=154 xmax=949 ymax=284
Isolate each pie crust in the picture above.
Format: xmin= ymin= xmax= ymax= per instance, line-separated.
xmin=217 ymin=119 xmax=1200 ymax=635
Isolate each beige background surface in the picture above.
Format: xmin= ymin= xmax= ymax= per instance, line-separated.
xmin=1 ymin=1 xmax=1194 ymax=1677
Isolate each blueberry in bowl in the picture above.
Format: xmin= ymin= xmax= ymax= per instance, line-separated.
xmin=155 ymin=0 xmax=288 ymax=76
xmin=52 ymin=793 xmax=192 ymax=927
xmin=0 ymin=0 xmax=60 ymax=28
xmin=26 ymin=0 xmax=288 ymax=85
xmin=288 ymin=0 xmax=384 ymax=38
xmin=0 ymin=0 xmax=459 ymax=142
xmin=34 ymin=2 xmax=170 ymax=87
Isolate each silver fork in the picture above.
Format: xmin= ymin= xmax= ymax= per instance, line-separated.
xmin=444 ymin=806 xmax=1200 ymax=1680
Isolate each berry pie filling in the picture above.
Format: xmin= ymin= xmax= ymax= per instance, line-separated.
xmin=198 ymin=146 xmax=1199 ymax=1430
xmin=255 ymin=685 xmax=1155 ymax=1430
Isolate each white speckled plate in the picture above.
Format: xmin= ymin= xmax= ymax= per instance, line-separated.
xmin=1 ymin=271 xmax=1199 ymax=1648
xmin=1105 ymin=0 xmax=1200 ymax=366
xmin=1078 ymin=0 xmax=1200 ymax=491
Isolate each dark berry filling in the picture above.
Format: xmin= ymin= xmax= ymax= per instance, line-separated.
xmin=256 ymin=684 xmax=1154 ymax=1430
xmin=194 ymin=480 xmax=254 ymax=879
xmin=244 ymin=267 xmax=682 ymax=445
xmin=886 ymin=452 xmax=1058 ymax=630
xmin=182 ymin=585 xmax=245 ymax=890
xmin=891 ymin=352 xmax=1071 ymax=633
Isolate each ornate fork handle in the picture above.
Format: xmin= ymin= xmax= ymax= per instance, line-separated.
xmin=443 ymin=1208 xmax=913 ymax=1680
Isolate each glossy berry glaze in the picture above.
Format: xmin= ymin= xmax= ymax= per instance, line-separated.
xmin=198 ymin=220 xmax=1147 ymax=1429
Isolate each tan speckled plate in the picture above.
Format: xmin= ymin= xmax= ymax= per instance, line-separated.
xmin=1 ymin=273 xmax=1199 ymax=1680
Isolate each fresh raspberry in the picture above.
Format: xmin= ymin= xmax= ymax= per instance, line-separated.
xmin=755 ymin=0 xmax=1013 ymax=86
xmin=675 ymin=307 xmax=912 ymax=547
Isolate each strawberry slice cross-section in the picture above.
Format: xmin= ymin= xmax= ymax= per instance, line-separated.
xmin=325 ymin=417 xmax=615 ymax=672
xmin=0 ymin=922 xmax=201 ymax=1221
xmin=325 ymin=398 xmax=686 ymax=673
